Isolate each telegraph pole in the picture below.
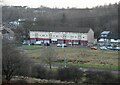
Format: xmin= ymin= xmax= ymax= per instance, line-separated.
xmin=62 ymin=45 xmax=66 ymax=68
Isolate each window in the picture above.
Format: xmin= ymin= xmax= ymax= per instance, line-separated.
xmin=42 ymin=35 xmax=45 ymax=36
xmin=79 ymin=36 xmax=81 ymax=38
xmin=35 ymin=33 xmax=38 ymax=38
xmin=63 ymin=35 xmax=66 ymax=37
xmin=73 ymin=42 xmax=79 ymax=44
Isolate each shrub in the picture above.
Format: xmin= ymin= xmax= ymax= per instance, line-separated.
xmin=11 ymin=79 xmax=27 ymax=84
xmin=46 ymin=70 xmax=57 ymax=80
xmin=85 ymin=71 xmax=119 ymax=84
xmin=57 ymin=67 xmax=83 ymax=83
xmin=31 ymin=65 xmax=47 ymax=79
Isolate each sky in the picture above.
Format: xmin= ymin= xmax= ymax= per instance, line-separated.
xmin=3 ymin=0 xmax=120 ymax=8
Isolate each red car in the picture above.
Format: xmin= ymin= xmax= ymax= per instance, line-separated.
xmin=90 ymin=46 xmax=97 ymax=50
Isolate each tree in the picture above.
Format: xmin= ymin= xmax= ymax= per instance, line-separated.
xmin=2 ymin=43 xmax=31 ymax=81
xmin=40 ymin=47 xmax=58 ymax=69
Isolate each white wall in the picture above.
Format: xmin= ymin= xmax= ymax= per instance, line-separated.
xmin=50 ymin=32 xmax=63 ymax=39
xmin=30 ymin=31 xmax=49 ymax=39
xmin=30 ymin=31 xmax=90 ymax=41
xmin=81 ymin=33 xmax=87 ymax=41
xmin=37 ymin=32 xmax=49 ymax=39
xmin=87 ymin=29 xmax=94 ymax=42
xmin=65 ymin=32 xmax=80 ymax=40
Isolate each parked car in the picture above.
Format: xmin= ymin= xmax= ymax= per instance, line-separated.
xmin=90 ymin=46 xmax=97 ymax=50
xmin=44 ymin=43 xmax=50 ymax=46
xmin=57 ymin=43 xmax=67 ymax=47
xmin=22 ymin=41 xmax=28 ymax=45
xmin=110 ymin=47 xmax=120 ymax=51
xmin=61 ymin=43 xmax=67 ymax=47
xmin=100 ymin=46 xmax=107 ymax=50
xmin=34 ymin=41 xmax=41 ymax=45
xmin=107 ymin=46 xmax=113 ymax=49
xmin=57 ymin=44 xmax=61 ymax=47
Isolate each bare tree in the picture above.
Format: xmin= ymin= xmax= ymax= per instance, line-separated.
xmin=2 ymin=43 xmax=31 ymax=81
xmin=40 ymin=47 xmax=58 ymax=69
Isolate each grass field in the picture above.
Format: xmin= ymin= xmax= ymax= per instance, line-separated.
xmin=19 ymin=45 xmax=119 ymax=71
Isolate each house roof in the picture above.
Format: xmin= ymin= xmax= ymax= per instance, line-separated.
xmin=101 ymin=31 xmax=111 ymax=35
xmin=107 ymin=34 xmax=120 ymax=39
xmin=2 ymin=26 xmax=14 ymax=37
xmin=30 ymin=26 xmax=91 ymax=33
xmin=99 ymin=31 xmax=120 ymax=39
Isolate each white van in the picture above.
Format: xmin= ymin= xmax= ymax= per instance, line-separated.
xmin=34 ymin=41 xmax=41 ymax=45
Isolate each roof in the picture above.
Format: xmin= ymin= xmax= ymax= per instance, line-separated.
xmin=30 ymin=26 xmax=91 ymax=33
xmin=101 ymin=31 xmax=111 ymax=35
xmin=111 ymin=39 xmax=120 ymax=43
xmin=107 ymin=34 xmax=120 ymax=39
xmin=2 ymin=26 xmax=14 ymax=37
xmin=98 ymin=32 xmax=120 ymax=39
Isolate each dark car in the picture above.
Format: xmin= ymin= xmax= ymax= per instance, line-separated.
xmin=44 ymin=43 xmax=50 ymax=46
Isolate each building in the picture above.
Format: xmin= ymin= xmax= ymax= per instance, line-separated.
xmin=30 ymin=28 xmax=94 ymax=46
xmin=1 ymin=26 xmax=14 ymax=41
xmin=98 ymin=31 xmax=120 ymax=47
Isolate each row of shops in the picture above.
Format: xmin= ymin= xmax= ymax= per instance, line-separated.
xmin=30 ymin=38 xmax=88 ymax=46
xmin=29 ymin=29 xmax=94 ymax=46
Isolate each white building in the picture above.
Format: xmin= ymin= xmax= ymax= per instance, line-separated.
xmin=30 ymin=28 xmax=94 ymax=46
xmin=98 ymin=31 xmax=120 ymax=47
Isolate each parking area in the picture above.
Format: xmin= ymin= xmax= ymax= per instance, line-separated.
xmin=21 ymin=41 xmax=120 ymax=51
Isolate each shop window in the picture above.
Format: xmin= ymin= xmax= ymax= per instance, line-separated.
xmin=73 ymin=42 xmax=79 ymax=44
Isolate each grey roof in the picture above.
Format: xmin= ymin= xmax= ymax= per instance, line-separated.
xmin=101 ymin=31 xmax=111 ymax=35
xmin=30 ymin=26 xmax=91 ymax=33
xmin=107 ymin=34 xmax=120 ymax=39
xmin=99 ymin=31 xmax=120 ymax=39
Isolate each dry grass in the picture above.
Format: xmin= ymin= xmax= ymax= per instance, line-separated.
xmin=19 ymin=45 xmax=119 ymax=70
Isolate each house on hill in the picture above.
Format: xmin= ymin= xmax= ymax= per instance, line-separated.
xmin=29 ymin=27 xmax=94 ymax=46
xmin=1 ymin=26 xmax=14 ymax=41
xmin=98 ymin=31 xmax=120 ymax=47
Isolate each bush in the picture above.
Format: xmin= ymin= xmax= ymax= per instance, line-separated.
xmin=11 ymin=79 xmax=27 ymax=84
xmin=31 ymin=65 xmax=47 ymax=79
xmin=57 ymin=67 xmax=83 ymax=83
xmin=85 ymin=71 xmax=119 ymax=84
xmin=46 ymin=70 xmax=57 ymax=80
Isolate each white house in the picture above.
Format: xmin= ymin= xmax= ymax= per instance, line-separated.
xmin=98 ymin=31 xmax=120 ymax=47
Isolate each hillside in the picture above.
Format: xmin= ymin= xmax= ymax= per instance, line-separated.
xmin=2 ymin=3 xmax=118 ymax=38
